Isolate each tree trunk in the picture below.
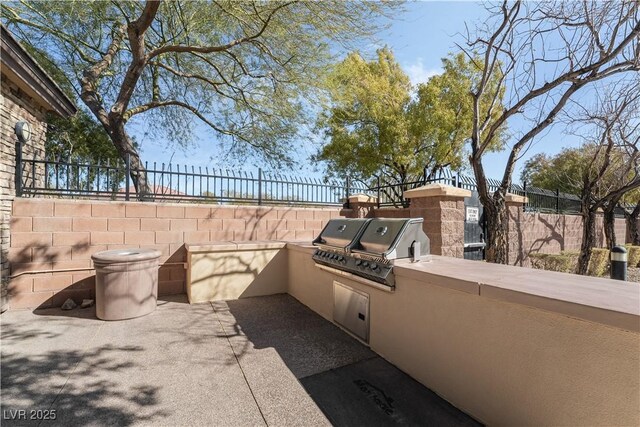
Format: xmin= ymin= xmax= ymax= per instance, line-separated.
xmin=602 ymin=204 xmax=617 ymax=250
xmin=470 ymin=151 xmax=509 ymax=264
xmin=484 ymin=197 xmax=510 ymax=264
xmin=577 ymin=208 xmax=597 ymax=275
xmin=625 ymin=202 xmax=640 ymax=245
xmin=108 ymin=120 xmax=152 ymax=199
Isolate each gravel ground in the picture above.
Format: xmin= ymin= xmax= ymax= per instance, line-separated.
xmin=627 ymin=268 xmax=640 ymax=283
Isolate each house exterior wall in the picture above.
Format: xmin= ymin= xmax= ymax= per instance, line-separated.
xmin=1 ymin=73 xmax=48 ymax=288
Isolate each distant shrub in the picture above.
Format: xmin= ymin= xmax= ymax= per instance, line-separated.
xmin=625 ymin=245 xmax=640 ymax=268
xmin=529 ymin=252 xmax=578 ymax=274
xmin=587 ymin=248 xmax=609 ymax=277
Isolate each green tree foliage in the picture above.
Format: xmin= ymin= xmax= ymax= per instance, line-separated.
xmin=522 ymin=146 xmax=640 ymax=204
xmin=314 ymin=49 xmax=504 ymax=189
xmin=2 ymin=1 xmax=397 ymax=195
xmin=22 ymin=43 xmax=125 ymax=165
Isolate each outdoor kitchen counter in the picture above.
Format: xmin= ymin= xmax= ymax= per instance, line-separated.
xmin=287 ymin=243 xmax=640 ymax=332
xmin=286 ymin=243 xmax=639 ymax=426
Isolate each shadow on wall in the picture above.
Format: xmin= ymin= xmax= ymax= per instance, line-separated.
xmin=0 ymin=320 xmax=167 ymax=425
xmin=189 ymin=249 xmax=287 ymax=302
xmin=521 ymin=215 xmax=565 ymax=266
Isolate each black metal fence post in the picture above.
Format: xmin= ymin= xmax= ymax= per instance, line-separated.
xmin=523 ymin=181 xmax=527 ymax=212
xmin=125 ymin=153 xmax=131 ymax=202
xmin=15 ymin=138 xmax=22 ymax=196
xmin=555 ymin=188 xmax=560 ymax=214
xmin=258 ymin=168 xmax=263 ymax=206
xmin=376 ymin=176 xmax=381 ymax=209
xmin=345 ymin=176 xmax=351 ymax=208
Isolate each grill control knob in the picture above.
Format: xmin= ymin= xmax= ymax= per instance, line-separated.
xmin=370 ymin=263 xmax=378 ymax=271
xmin=362 ymin=261 xmax=369 ymax=268
xmin=355 ymin=259 xmax=362 ymax=266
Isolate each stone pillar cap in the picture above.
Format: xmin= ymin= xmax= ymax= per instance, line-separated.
xmin=344 ymin=193 xmax=378 ymax=204
xmin=505 ymin=193 xmax=529 ymax=204
xmin=404 ymin=183 xmax=471 ymax=199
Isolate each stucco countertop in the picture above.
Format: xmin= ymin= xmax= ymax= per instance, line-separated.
xmin=394 ymin=255 xmax=640 ymax=333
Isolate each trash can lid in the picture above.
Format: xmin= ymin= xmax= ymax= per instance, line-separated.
xmin=91 ymin=248 xmax=162 ymax=263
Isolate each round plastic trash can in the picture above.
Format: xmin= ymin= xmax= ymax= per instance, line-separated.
xmin=92 ymin=248 xmax=162 ymax=320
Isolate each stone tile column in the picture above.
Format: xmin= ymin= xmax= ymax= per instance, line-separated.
xmin=340 ymin=194 xmax=378 ymax=219
xmin=505 ymin=193 xmax=529 ymax=266
xmin=404 ymin=184 xmax=470 ymax=258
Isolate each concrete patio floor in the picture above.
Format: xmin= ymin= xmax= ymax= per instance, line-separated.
xmin=1 ymin=294 xmax=480 ymax=426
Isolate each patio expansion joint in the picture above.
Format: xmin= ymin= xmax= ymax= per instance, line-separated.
xmin=39 ymin=321 xmax=105 ymax=427
xmin=210 ymin=301 xmax=269 ymax=427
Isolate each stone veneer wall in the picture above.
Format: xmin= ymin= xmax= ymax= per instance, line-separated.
xmin=1 ymin=74 xmax=48 ymax=286
xmin=8 ymin=198 xmax=340 ymax=309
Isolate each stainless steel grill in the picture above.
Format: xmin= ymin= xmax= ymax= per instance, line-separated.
xmin=312 ymin=218 xmax=430 ymax=289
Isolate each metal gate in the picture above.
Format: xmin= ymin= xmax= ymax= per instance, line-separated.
xmin=463 ymin=191 xmax=486 ymax=260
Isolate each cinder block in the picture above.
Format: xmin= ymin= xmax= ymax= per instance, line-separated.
xmin=286 ymin=220 xmax=305 ymax=230
xmin=92 ymin=203 xmax=126 ymax=218
xmin=141 ymin=218 xmax=170 ymax=231
xmin=125 ymin=231 xmax=155 ymax=245
xmin=90 ymin=231 xmax=124 ymax=245
xmin=53 ymin=232 xmax=90 ymax=247
xmin=71 ymin=245 xmax=107 ymax=260
xmin=7 ymin=276 xmax=33 ymax=294
xmin=108 ymin=218 xmax=140 ymax=231
xmin=10 ymin=232 xmax=52 ymax=248
xmin=210 ymin=207 xmax=235 ymax=219
xmin=55 ymin=201 xmax=91 ymax=217
xmin=210 ymin=230 xmax=234 ymax=241
xmin=156 ymin=205 xmax=183 ymax=218
xmin=33 ymin=274 xmax=73 ymax=291
xmin=13 ymin=200 xmax=53 ymax=217
xmin=296 ymin=210 xmax=315 ymax=220
xmin=184 ymin=206 xmax=212 ymax=219
xmin=126 ymin=204 xmax=156 ymax=218
xmin=223 ymin=218 xmax=246 ymax=231
xmin=156 ymin=230 xmax=183 ymax=244
xmin=184 ymin=230 xmax=209 ymax=244
xmin=73 ymin=217 xmax=107 ymax=232
xmin=170 ymin=219 xmax=197 ymax=231
xmin=33 ymin=217 xmax=72 ymax=232
xmin=197 ymin=218 xmax=222 ymax=231
xmin=10 ymin=217 xmax=32 ymax=232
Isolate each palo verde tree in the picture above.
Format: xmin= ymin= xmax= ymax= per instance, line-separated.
xmin=461 ymin=0 xmax=640 ymax=264
xmin=2 ymin=0 xmax=395 ymax=197
xmin=315 ymin=49 xmax=504 ymax=205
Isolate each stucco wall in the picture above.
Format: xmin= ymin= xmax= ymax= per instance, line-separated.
xmin=1 ymin=74 xmax=48 ymax=286
xmin=7 ymin=198 xmax=339 ymax=309
xmin=287 ymin=244 xmax=640 ymax=426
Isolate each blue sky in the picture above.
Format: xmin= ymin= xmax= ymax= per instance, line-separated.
xmin=133 ymin=1 xmax=582 ymax=183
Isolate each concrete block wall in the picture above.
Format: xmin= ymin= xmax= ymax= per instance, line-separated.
xmin=8 ymin=198 xmax=340 ymax=309
xmin=507 ymin=205 xmax=625 ymax=266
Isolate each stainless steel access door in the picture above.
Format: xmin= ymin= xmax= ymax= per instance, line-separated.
xmin=333 ymin=281 xmax=370 ymax=343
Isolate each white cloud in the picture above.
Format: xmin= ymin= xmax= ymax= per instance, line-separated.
xmin=404 ymin=58 xmax=441 ymax=86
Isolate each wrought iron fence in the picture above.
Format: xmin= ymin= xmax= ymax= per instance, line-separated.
xmin=16 ymin=153 xmax=368 ymax=206
xmin=15 ymin=151 xmax=631 ymax=216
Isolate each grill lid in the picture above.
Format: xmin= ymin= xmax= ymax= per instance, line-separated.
xmin=312 ymin=218 xmax=371 ymax=250
xmin=352 ymin=218 xmax=429 ymax=259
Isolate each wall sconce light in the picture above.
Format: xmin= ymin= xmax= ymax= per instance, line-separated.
xmin=15 ymin=121 xmax=32 ymax=143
